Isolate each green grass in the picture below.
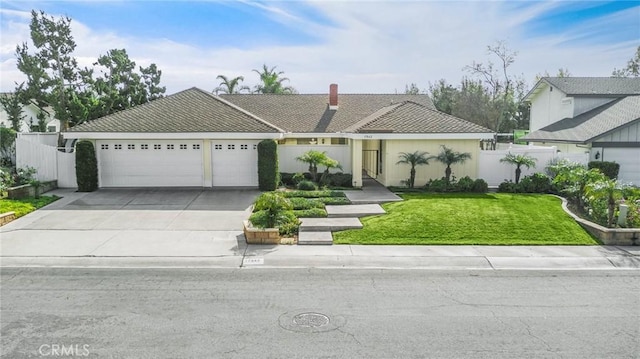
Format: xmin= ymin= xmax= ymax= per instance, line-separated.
xmin=333 ymin=193 xmax=598 ymax=245
xmin=0 ymin=195 xmax=60 ymax=218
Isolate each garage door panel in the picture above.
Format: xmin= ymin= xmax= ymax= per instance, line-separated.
xmin=211 ymin=140 xmax=259 ymax=186
xmin=602 ymin=148 xmax=640 ymax=185
xmin=97 ymin=140 xmax=203 ymax=187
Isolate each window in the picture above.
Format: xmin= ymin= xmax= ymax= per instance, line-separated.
xmin=154 ymin=144 xmax=161 ymax=150
xmin=240 ymin=144 xmax=248 ymax=150
xmin=179 ymin=144 xmax=187 ymax=150
xmin=331 ymin=138 xmax=347 ymax=145
xmin=214 ymin=144 xmax=223 ymax=150
xmin=167 ymin=144 xmax=174 ymax=150
xmin=101 ymin=144 xmax=109 ymax=150
xmin=141 ymin=144 xmax=149 ymax=150
xmin=193 ymin=144 xmax=200 ymax=150
xmin=114 ymin=144 xmax=122 ymax=150
xmin=128 ymin=144 xmax=135 ymax=150
xmin=227 ymin=144 xmax=235 ymax=150
xmin=296 ymin=138 xmax=315 ymax=145
xmin=47 ymin=126 xmax=56 ymax=132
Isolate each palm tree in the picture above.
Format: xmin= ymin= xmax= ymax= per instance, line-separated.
xmin=500 ymin=153 xmax=536 ymax=184
xmin=214 ymin=75 xmax=249 ymax=94
xmin=296 ymin=150 xmax=328 ymax=182
xmin=433 ymin=145 xmax=471 ymax=184
xmin=319 ymin=157 xmax=343 ymax=185
xmin=252 ymin=64 xmax=296 ymax=94
xmin=585 ymin=178 xmax=625 ymax=227
xmin=396 ymin=151 xmax=431 ymax=188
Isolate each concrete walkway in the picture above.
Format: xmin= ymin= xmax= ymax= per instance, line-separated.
xmin=343 ymin=177 xmax=402 ymax=204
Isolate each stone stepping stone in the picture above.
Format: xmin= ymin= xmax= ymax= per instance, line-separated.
xmin=298 ymin=231 xmax=333 ymax=245
xmin=299 ymin=217 xmax=363 ymax=232
xmin=326 ymin=204 xmax=385 ymax=218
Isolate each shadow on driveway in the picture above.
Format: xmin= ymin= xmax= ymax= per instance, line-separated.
xmin=61 ymin=188 xmax=260 ymax=211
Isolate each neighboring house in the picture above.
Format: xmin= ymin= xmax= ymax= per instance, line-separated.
xmin=522 ymin=77 xmax=640 ymax=185
xmin=64 ymin=85 xmax=494 ymax=188
xmin=0 ymin=92 xmax=60 ymax=133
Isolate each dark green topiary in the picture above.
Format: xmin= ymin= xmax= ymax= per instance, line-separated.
xmin=257 ymin=140 xmax=279 ymax=191
xmin=588 ymin=161 xmax=620 ymax=180
xmin=296 ymin=180 xmax=317 ymax=191
xmin=75 ymin=140 xmax=98 ymax=192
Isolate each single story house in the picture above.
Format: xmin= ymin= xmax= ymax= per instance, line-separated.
xmin=65 ymin=85 xmax=494 ymax=188
xmin=522 ymin=77 xmax=640 ymax=184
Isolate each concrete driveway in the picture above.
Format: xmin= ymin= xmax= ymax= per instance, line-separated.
xmin=0 ymin=188 xmax=260 ymax=260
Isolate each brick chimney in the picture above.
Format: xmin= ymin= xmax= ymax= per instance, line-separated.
xmin=329 ymin=84 xmax=338 ymax=110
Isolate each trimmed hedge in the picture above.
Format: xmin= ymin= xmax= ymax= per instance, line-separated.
xmin=75 ymin=140 xmax=98 ymax=192
xmin=280 ymin=172 xmax=353 ymax=188
xmin=425 ymin=176 xmax=488 ymax=193
xmin=279 ymin=190 xmax=346 ymax=198
xmin=315 ymin=197 xmax=351 ymax=205
xmin=293 ymin=208 xmax=328 ymax=218
xmin=288 ymin=197 xmax=325 ymax=210
xmin=257 ymin=140 xmax=279 ymax=191
xmin=497 ymin=173 xmax=552 ymax=193
xmin=588 ymin=161 xmax=620 ymax=179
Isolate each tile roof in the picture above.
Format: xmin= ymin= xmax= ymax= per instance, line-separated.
xmin=68 ymin=87 xmax=281 ymax=133
xmin=220 ymin=93 xmax=436 ymax=133
xmin=345 ymin=101 xmax=493 ymax=133
xmin=537 ymin=77 xmax=640 ymax=97
xmin=522 ymin=95 xmax=640 ymax=143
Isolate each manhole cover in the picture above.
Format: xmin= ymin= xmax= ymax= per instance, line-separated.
xmin=292 ymin=312 xmax=330 ymax=327
xmin=279 ymin=310 xmax=345 ymax=333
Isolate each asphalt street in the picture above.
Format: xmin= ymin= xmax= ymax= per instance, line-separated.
xmin=1 ymin=268 xmax=639 ymax=358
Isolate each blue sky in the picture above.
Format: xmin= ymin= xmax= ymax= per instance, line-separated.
xmin=1 ymin=1 xmax=638 ymax=94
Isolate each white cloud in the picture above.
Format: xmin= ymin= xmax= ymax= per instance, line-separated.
xmin=1 ymin=2 xmax=637 ymax=95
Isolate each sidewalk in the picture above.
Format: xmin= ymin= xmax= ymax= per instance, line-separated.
xmin=2 ymin=240 xmax=639 ymax=269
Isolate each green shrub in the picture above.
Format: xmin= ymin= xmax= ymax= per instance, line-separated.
xmin=456 ymin=176 xmax=475 ymax=192
xmin=288 ymin=197 xmax=324 ymax=210
xmin=251 ymin=192 xmax=292 ymax=228
xmin=472 ymin=179 xmax=488 ymax=193
xmin=588 ymin=161 xmax=620 ymax=179
xmin=497 ymin=180 xmax=517 ymax=193
xmin=320 ymin=172 xmax=353 ymax=188
xmin=293 ymin=208 xmax=327 ymax=218
xmin=426 ymin=178 xmax=449 ymax=192
xmin=75 ymin=140 xmax=98 ymax=192
xmin=279 ymin=190 xmax=346 ymax=198
xmin=518 ymin=173 xmax=552 ymax=193
xmin=297 ymin=180 xmax=317 ymax=191
xmin=257 ymin=140 xmax=279 ymax=191
xmin=250 ymin=210 xmax=300 ymax=236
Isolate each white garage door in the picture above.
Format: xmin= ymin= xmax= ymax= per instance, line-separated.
xmin=211 ymin=140 xmax=259 ymax=186
xmin=97 ymin=140 xmax=204 ymax=187
xmin=602 ymin=148 xmax=640 ymax=186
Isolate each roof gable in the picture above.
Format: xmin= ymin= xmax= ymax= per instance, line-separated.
xmin=348 ymin=101 xmax=493 ymax=134
xmin=523 ymin=95 xmax=640 ymax=143
xmin=525 ymin=77 xmax=640 ymax=101
xmin=69 ymin=88 xmax=281 ymax=133
xmin=220 ymin=93 xmax=436 ymax=133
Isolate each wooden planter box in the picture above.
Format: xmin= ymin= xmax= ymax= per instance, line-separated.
xmin=243 ymin=220 xmax=280 ymax=244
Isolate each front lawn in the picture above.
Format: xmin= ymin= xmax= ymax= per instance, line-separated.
xmin=0 ymin=196 xmax=60 ymax=218
xmin=333 ymin=193 xmax=598 ymax=245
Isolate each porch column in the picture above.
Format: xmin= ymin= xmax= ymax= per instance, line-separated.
xmin=351 ymin=139 xmax=362 ymax=188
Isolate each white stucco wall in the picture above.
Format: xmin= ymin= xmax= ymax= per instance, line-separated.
xmin=381 ymin=139 xmax=481 ymax=187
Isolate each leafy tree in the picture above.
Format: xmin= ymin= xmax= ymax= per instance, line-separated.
xmin=214 ymin=75 xmax=250 ymax=94
xmin=253 ymin=64 xmax=296 ymax=94
xmin=15 ymin=10 xmax=80 ymax=131
xmin=81 ymin=49 xmax=166 ymax=122
xmin=319 ymin=157 xmax=343 ymax=185
xmin=428 ymin=79 xmax=458 ymax=115
xmin=500 ymin=153 xmax=536 ymax=184
xmin=433 ymin=145 xmax=471 ymax=184
xmin=0 ymin=127 xmax=16 ymax=166
xmin=0 ymin=89 xmax=26 ymax=131
xmin=463 ymin=40 xmax=528 ymax=132
xmin=612 ymin=46 xmax=640 ymax=77
xmin=404 ymin=83 xmax=421 ymax=95
xmin=535 ymin=68 xmax=572 ymax=81
xmin=396 ymin=151 xmax=431 ymax=188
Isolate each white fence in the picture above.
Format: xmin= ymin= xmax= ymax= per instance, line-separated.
xmin=16 ymin=138 xmax=77 ymax=188
xmin=17 ymin=132 xmax=59 ymax=147
xmin=479 ymin=145 xmax=589 ymax=187
xmin=278 ymin=145 xmax=351 ymax=174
